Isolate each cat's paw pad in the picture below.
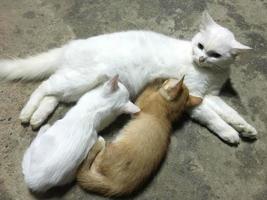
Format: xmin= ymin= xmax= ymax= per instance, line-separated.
xmin=220 ymin=131 xmax=240 ymax=144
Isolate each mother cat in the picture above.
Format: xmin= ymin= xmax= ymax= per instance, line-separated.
xmin=0 ymin=12 xmax=256 ymax=144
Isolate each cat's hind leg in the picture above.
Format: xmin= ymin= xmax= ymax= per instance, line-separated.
xmin=20 ymin=69 xmax=108 ymax=127
xmin=30 ymin=96 xmax=58 ymax=129
xmin=20 ymin=82 xmax=49 ymax=123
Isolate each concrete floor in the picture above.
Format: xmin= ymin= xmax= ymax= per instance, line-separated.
xmin=0 ymin=0 xmax=266 ymax=199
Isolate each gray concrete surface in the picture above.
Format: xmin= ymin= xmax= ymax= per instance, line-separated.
xmin=0 ymin=0 xmax=266 ymax=199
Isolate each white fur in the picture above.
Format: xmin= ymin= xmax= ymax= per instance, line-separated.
xmin=0 ymin=12 xmax=256 ymax=143
xmin=22 ymin=78 xmax=139 ymax=192
xmin=0 ymin=48 xmax=63 ymax=80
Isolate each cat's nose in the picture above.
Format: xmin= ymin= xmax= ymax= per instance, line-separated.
xmin=199 ymin=56 xmax=206 ymax=63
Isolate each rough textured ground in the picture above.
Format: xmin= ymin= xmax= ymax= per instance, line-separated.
xmin=0 ymin=0 xmax=266 ymax=200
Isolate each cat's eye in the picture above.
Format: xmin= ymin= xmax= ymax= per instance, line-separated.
xmin=198 ymin=43 xmax=204 ymax=50
xmin=209 ymin=52 xmax=221 ymax=58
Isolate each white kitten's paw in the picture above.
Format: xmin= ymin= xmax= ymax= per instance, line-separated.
xmin=238 ymin=124 xmax=257 ymax=139
xmin=219 ymin=130 xmax=240 ymax=144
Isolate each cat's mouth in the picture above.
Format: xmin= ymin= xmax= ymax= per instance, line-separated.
xmin=193 ymin=57 xmax=208 ymax=68
xmin=194 ymin=58 xmax=225 ymax=70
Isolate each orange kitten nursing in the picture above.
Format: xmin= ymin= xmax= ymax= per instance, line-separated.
xmin=76 ymin=77 xmax=202 ymax=197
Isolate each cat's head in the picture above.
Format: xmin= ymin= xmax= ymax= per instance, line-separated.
xmin=102 ymin=75 xmax=140 ymax=114
xmin=159 ymin=76 xmax=202 ymax=120
xmin=192 ymin=11 xmax=251 ymax=70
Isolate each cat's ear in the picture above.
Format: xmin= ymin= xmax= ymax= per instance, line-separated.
xmin=160 ymin=76 xmax=185 ymax=100
xmin=231 ymin=40 xmax=252 ymax=55
xmin=104 ymin=74 xmax=119 ymax=93
xmin=170 ymin=76 xmax=185 ymax=98
xmin=170 ymin=75 xmax=185 ymax=96
xmin=186 ymin=95 xmax=203 ymax=108
xmin=174 ymin=75 xmax=185 ymax=91
xmin=122 ymin=101 xmax=140 ymax=114
xmin=200 ymin=11 xmax=216 ymax=30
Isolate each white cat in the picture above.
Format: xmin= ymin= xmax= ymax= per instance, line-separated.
xmin=0 ymin=12 xmax=257 ymax=144
xmin=22 ymin=75 xmax=140 ymax=192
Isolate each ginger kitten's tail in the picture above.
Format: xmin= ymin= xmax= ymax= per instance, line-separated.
xmin=0 ymin=48 xmax=63 ymax=81
xmin=77 ymin=170 xmax=122 ymax=197
xmin=77 ymin=137 xmax=125 ymax=197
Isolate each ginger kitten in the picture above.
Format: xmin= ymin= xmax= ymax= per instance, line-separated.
xmin=76 ymin=77 xmax=202 ymax=197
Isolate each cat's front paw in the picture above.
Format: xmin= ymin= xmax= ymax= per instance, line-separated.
xmin=219 ymin=130 xmax=240 ymax=144
xmin=238 ymin=124 xmax=257 ymax=139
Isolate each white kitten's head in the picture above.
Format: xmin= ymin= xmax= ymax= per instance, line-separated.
xmin=102 ymin=75 xmax=140 ymax=114
xmin=192 ymin=11 xmax=251 ymax=70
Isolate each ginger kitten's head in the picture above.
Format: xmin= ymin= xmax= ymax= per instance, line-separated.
xmin=192 ymin=12 xmax=251 ymax=70
xmin=159 ymin=76 xmax=202 ymax=121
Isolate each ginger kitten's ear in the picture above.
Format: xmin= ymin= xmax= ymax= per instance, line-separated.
xmin=122 ymin=101 xmax=140 ymax=114
xmin=186 ymin=95 xmax=203 ymax=108
xmin=160 ymin=76 xmax=185 ymax=101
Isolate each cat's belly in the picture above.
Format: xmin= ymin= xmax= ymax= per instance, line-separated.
xmin=116 ymin=63 xmax=208 ymax=98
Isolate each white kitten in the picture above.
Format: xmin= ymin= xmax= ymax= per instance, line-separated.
xmin=0 ymin=12 xmax=257 ymax=144
xmin=22 ymin=75 xmax=140 ymax=192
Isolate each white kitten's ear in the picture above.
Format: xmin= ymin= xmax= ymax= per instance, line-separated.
xmin=105 ymin=75 xmax=119 ymax=93
xmin=122 ymin=101 xmax=140 ymax=114
xmin=231 ymin=40 xmax=252 ymax=54
xmin=200 ymin=11 xmax=216 ymax=30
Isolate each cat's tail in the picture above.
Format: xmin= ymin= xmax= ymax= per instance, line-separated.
xmin=0 ymin=47 xmax=63 ymax=81
xmin=77 ymin=170 xmax=123 ymax=197
xmin=77 ymin=136 xmax=126 ymax=197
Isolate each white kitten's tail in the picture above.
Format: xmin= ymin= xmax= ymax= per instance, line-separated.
xmin=0 ymin=48 xmax=63 ymax=81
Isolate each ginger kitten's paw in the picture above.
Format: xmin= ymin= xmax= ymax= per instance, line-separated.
xmin=91 ymin=136 xmax=106 ymax=154
xmin=98 ymin=136 xmax=106 ymax=148
xmin=219 ymin=130 xmax=240 ymax=144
